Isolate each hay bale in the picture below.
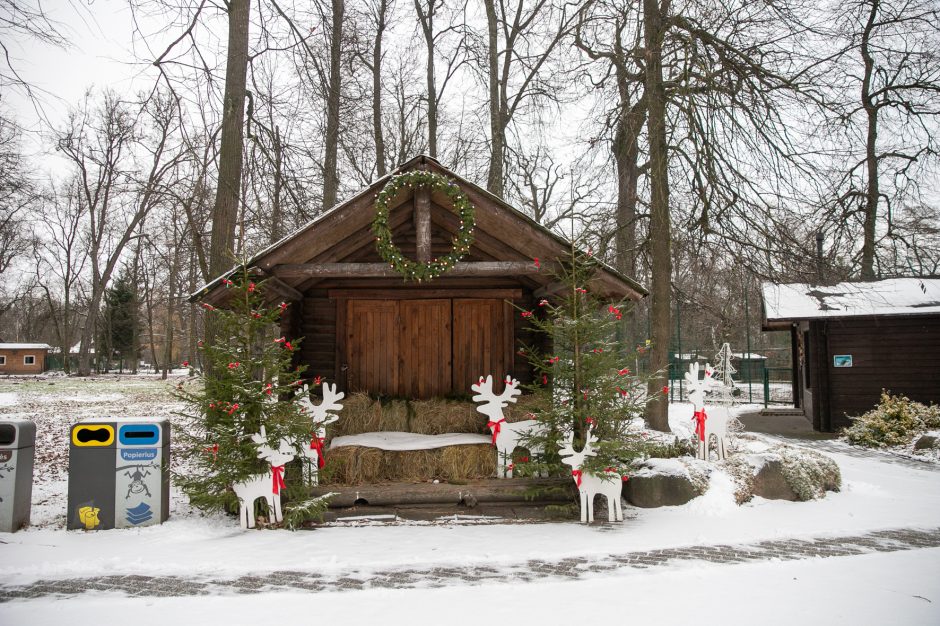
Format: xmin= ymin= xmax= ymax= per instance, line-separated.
xmin=411 ymin=398 xmax=486 ymax=435
xmin=440 ymin=444 xmax=496 ymax=480
xmin=321 ymin=444 xmax=496 ymax=484
xmin=330 ymin=393 xmax=409 ymax=438
xmin=323 ymin=446 xmax=385 ymax=483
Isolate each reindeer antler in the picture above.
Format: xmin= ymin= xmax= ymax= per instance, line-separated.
xmin=471 ymin=374 xmax=522 ymax=407
xmin=297 ymin=382 xmax=345 ymax=425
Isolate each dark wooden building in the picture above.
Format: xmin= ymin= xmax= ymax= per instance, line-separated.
xmin=762 ymin=278 xmax=940 ymax=431
xmin=196 ymin=156 xmax=646 ymax=399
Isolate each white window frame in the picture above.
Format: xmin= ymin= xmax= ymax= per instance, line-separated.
xmin=0 ymin=355 xmax=6 ymax=365
xmin=23 ymin=355 xmax=35 ymax=365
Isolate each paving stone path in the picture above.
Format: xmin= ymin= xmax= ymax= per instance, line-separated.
xmin=2 ymin=526 xmax=938 ymax=602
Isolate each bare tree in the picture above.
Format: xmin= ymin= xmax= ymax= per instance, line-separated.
xmin=56 ymin=90 xmax=186 ymax=375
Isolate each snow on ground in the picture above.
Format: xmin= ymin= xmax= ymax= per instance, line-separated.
xmin=2 ymin=548 xmax=938 ymax=625
xmin=0 ymin=375 xmax=938 ymax=623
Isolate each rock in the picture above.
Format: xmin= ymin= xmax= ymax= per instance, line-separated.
xmin=914 ymin=434 xmax=939 ymax=450
xmin=624 ymin=459 xmax=705 ymax=508
xmin=751 ymin=459 xmax=798 ymax=501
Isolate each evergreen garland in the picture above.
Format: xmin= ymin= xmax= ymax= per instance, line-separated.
xmin=372 ymin=170 xmax=475 ymax=281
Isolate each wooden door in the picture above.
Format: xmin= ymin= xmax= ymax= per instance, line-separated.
xmin=452 ymin=298 xmax=513 ymax=394
xmin=400 ymin=299 xmax=452 ymax=398
xmin=345 ymin=300 xmax=399 ymax=395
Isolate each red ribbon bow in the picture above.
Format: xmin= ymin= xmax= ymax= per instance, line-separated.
xmin=271 ymin=465 xmax=286 ymax=495
xmin=572 ymin=469 xmax=583 ymax=487
xmin=309 ymin=436 xmax=326 ymax=469
xmin=693 ymin=408 xmax=707 ymax=441
xmin=487 ymin=418 xmax=504 ymax=445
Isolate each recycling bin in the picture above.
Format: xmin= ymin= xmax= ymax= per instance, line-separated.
xmin=0 ymin=419 xmax=36 ymax=532
xmin=68 ymin=418 xmax=170 ymax=530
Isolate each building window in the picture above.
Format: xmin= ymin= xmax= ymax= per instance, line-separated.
xmin=0 ymin=355 xmax=5 ymax=365
xmin=24 ymin=355 xmax=35 ymax=365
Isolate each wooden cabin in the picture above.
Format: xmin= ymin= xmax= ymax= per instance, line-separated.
xmin=196 ymin=156 xmax=646 ymax=399
xmin=762 ymin=278 xmax=940 ymax=431
xmin=0 ymin=343 xmax=51 ymax=375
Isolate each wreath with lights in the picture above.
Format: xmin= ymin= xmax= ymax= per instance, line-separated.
xmin=372 ymin=171 xmax=475 ymax=282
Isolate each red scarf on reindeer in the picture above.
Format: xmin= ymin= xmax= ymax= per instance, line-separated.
xmin=487 ymin=418 xmax=504 ymax=445
xmin=692 ymin=408 xmax=707 ymax=441
xmin=271 ymin=465 xmax=286 ymax=495
xmin=571 ymin=469 xmax=583 ymax=487
xmin=309 ymin=435 xmax=326 ymax=469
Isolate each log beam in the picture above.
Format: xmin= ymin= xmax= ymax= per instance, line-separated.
xmin=415 ymin=186 xmax=432 ymax=262
xmin=272 ymin=261 xmax=543 ymax=279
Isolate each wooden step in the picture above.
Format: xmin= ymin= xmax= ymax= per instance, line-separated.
xmin=311 ymin=477 xmax=574 ymax=508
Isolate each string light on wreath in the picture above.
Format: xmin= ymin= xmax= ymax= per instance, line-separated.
xmin=372 ymin=170 xmax=476 ymax=282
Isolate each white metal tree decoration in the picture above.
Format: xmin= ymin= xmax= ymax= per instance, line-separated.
xmin=685 ymin=362 xmax=732 ymax=461
xmin=558 ymin=426 xmax=624 ymax=523
xmin=711 ymin=342 xmax=738 ymax=406
xmin=471 ymin=374 xmax=545 ymax=478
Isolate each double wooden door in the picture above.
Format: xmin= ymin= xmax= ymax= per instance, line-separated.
xmin=344 ymin=298 xmax=512 ymax=398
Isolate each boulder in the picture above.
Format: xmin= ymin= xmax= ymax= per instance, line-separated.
xmin=914 ymin=434 xmax=939 ymax=450
xmin=750 ymin=459 xmax=798 ymax=501
xmin=624 ymin=458 xmax=705 ymax=508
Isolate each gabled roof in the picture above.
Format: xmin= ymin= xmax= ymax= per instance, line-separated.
xmin=761 ymin=278 xmax=940 ymax=329
xmin=193 ymin=155 xmax=647 ymax=303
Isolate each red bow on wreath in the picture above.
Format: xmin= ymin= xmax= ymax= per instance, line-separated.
xmin=487 ymin=418 xmax=504 ymax=445
xmin=309 ymin=436 xmax=326 ymax=469
xmin=692 ymin=408 xmax=708 ymax=441
xmin=271 ymin=465 xmax=286 ymax=495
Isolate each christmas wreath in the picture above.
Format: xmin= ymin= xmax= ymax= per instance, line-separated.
xmin=372 ymin=170 xmax=475 ymax=281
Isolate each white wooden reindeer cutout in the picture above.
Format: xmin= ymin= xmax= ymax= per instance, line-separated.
xmin=685 ymin=362 xmax=732 ymax=461
xmin=232 ymin=426 xmax=298 ymax=529
xmin=471 ymin=375 xmax=544 ymax=478
xmin=558 ymin=427 xmax=624 ymax=523
xmin=295 ymin=382 xmax=344 ymax=485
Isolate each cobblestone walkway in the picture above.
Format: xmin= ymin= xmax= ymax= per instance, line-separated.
xmin=2 ymin=526 xmax=938 ymax=602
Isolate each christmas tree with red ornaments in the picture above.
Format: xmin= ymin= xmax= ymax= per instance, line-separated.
xmin=174 ymin=268 xmax=327 ymax=526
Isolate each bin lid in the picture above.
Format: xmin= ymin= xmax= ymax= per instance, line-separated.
xmin=0 ymin=419 xmax=36 ymax=448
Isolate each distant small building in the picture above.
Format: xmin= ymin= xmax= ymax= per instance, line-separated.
xmin=0 ymin=343 xmax=52 ymax=375
xmin=762 ymin=278 xmax=940 ymax=431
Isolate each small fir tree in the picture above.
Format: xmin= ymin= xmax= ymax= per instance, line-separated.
xmin=175 ymin=268 xmax=329 ymax=528
xmin=516 ymin=247 xmax=662 ymax=478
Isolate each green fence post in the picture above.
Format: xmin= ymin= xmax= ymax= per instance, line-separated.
xmin=763 ymin=367 xmax=770 ymax=409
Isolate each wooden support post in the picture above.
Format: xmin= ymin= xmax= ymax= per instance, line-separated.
xmin=415 ymin=186 xmax=432 ymax=262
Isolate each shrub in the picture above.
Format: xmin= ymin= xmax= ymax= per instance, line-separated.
xmin=844 ymin=391 xmax=940 ymax=448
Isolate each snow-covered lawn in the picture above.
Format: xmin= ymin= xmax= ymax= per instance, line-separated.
xmin=1 ymin=374 xmax=938 ymax=624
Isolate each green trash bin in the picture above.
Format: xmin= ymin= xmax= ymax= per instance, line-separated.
xmin=0 ymin=419 xmax=36 ymax=533
xmin=68 ymin=418 xmax=170 ymax=530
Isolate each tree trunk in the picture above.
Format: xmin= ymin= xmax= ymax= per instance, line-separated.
xmin=415 ymin=0 xmax=438 ymax=158
xmin=209 ymin=0 xmax=251 ymax=279
xmin=614 ymin=94 xmax=645 ymax=351
xmin=270 ymin=125 xmax=284 ymax=244
xmin=373 ymin=0 xmax=388 ymax=177
xmin=322 ymin=0 xmax=345 ymax=210
xmin=859 ymin=0 xmax=879 ymax=280
xmin=643 ymin=0 xmax=671 ymax=432
xmin=483 ymin=0 xmax=504 ymax=198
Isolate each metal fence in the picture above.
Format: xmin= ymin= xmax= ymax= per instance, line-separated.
xmin=668 ymin=360 xmax=794 ymax=407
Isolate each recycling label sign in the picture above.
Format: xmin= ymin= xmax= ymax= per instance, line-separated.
xmin=114 ymin=424 xmax=165 ymax=529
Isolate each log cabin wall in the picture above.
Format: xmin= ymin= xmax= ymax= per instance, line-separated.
xmin=822 ymin=315 xmax=940 ymax=430
xmin=294 ymin=282 xmax=543 ymax=399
